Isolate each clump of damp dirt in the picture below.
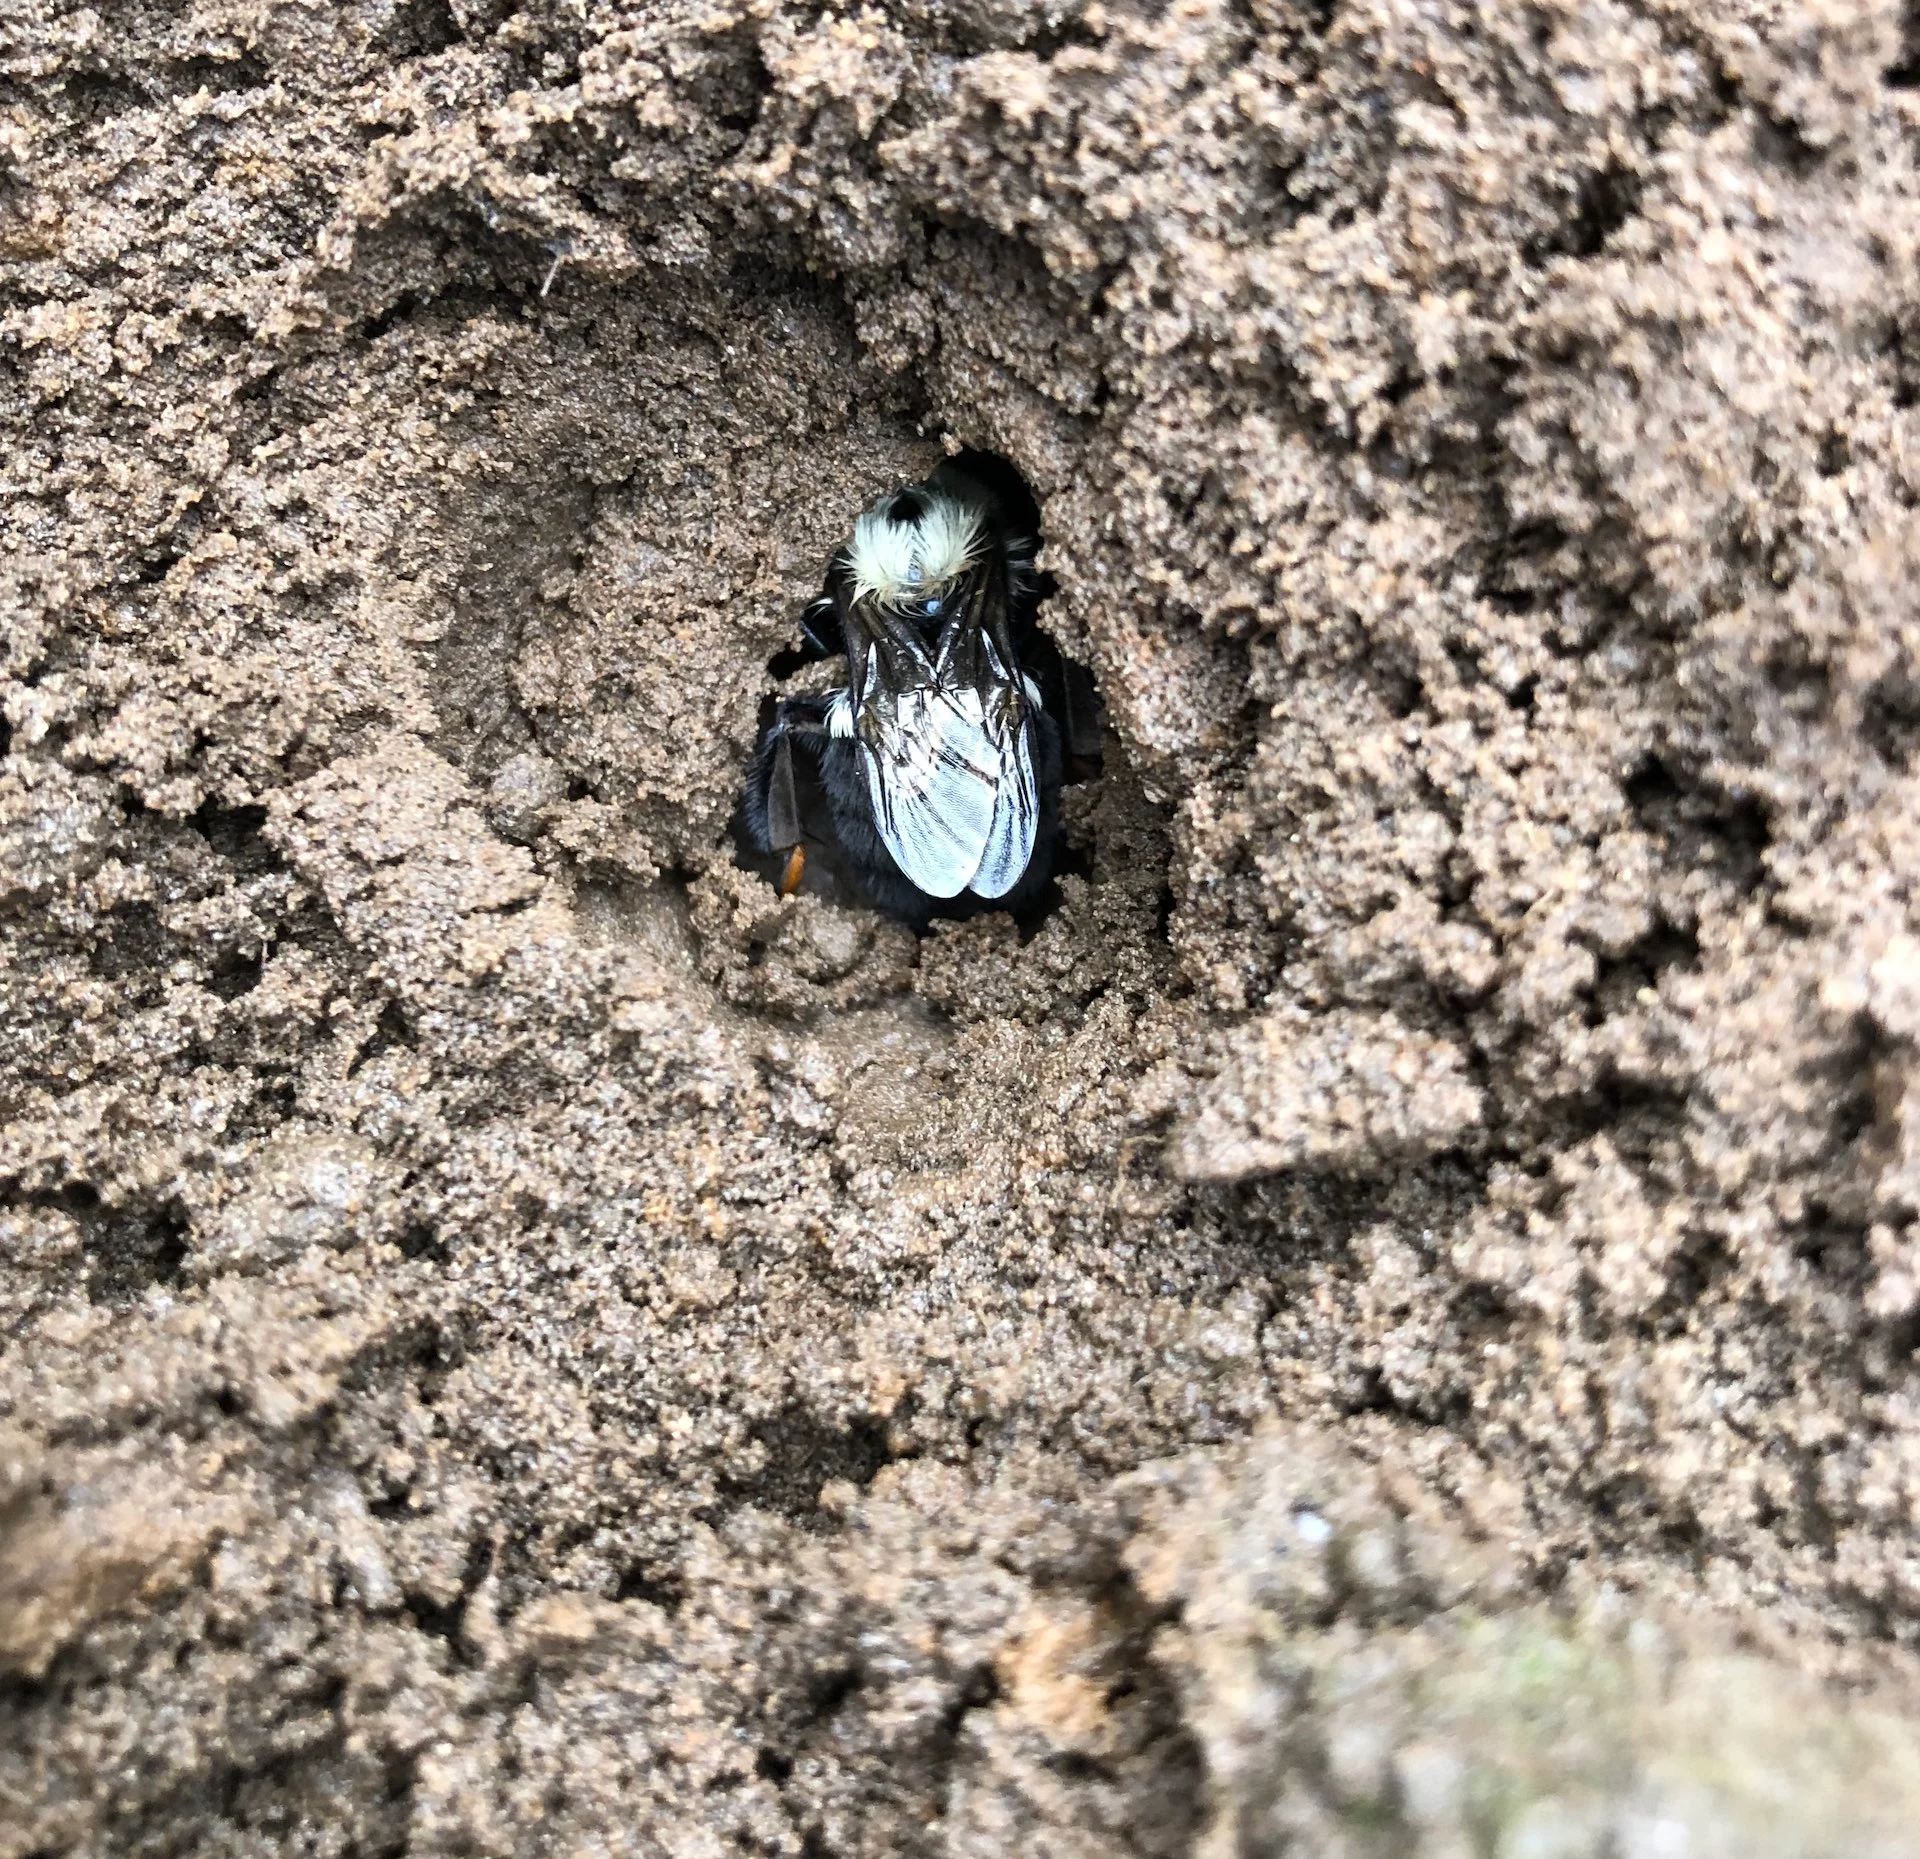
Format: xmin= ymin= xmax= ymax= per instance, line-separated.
xmin=8 ymin=0 xmax=1920 ymax=1852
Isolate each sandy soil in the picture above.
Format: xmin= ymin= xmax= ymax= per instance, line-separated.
xmin=8 ymin=0 xmax=1920 ymax=1851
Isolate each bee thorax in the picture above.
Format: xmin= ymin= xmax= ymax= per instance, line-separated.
xmin=847 ymin=484 xmax=986 ymax=609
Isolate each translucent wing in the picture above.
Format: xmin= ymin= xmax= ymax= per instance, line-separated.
xmin=859 ymin=684 xmax=1000 ymax=898
xmin=964 ymin=698 xmax=1037 ymax=899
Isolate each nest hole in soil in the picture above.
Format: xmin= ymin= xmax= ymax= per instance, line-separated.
xmin=403 ymin=269 xmax=1137 ymax=963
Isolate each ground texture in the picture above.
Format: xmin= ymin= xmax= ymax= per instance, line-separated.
xmin=9 ymin=0 xmax=1920 ymax=1852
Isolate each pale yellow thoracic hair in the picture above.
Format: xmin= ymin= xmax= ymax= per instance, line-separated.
xmin=846 ymin=481 xmax=987 ymax=609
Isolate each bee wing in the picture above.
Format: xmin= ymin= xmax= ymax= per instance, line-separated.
xmin=858 ymin=684 xmax=1000 ymax=898
xmin=965 ymin=700 xmax=1038 ymax=899
xmin=850 ymin=551 xmax=1042 ymax=901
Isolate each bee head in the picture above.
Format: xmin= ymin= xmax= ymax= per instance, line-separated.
xmin=848 ymin=478 xmax=987 ymax=611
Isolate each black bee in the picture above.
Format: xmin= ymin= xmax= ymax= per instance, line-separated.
xmin=741 ymin=464 xmax=1098 ymax=923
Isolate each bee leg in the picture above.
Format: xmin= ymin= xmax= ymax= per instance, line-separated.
xmin=764 ymin=728 xmax=804 ymax=851
xmin=797 ymin=592 xmax=844 ymax=661
xmin=742 ymin=702 xmax=818 ymax=855
xmin=743 ymin=697 xmax=845 ymax=913
xmin=1057 ymin=658 xmax=1105 ymax=765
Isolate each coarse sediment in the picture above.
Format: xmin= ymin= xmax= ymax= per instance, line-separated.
xmin=6 ymin=0 xmax=1920 ymax=1850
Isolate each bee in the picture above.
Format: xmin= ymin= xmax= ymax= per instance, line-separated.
xmin=742 ymin=463 xmax=1098 ymax=923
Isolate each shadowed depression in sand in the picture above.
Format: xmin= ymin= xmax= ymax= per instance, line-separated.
xmin=8 ymin=0 xmax=1920 ymax=1852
